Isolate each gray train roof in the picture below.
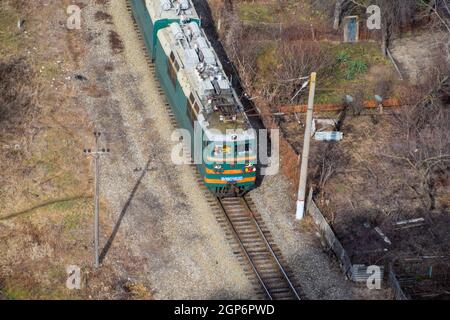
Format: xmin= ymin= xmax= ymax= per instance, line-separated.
xmin=152 ymin=2 xmax=255 ymax=142
xmin=145 ymin=0 xmax=199 ymax=22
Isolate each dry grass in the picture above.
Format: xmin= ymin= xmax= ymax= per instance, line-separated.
xmin=0 ymin=0 xmax=152 ymax=300
xmin=109 ymin=30 xmax=124 ymax=55
xmin=95 ymin=11 xmax=113 ymax=24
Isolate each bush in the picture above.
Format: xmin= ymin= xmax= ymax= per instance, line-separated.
xmin=337 ymin=51 xmax=350 ymax=63
xmin=344 ymin=59 xmax=368 ymax=80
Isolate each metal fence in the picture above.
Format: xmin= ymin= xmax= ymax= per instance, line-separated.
xmin=306 ymin=190 xmax=353 ymax=279
xmin=306 ymin=189 xmax=409 ymax=300
xmin=351 ymin=264 xmax=385 ymax=283
xmin=388 ymin=264 xmax=409 ymax=300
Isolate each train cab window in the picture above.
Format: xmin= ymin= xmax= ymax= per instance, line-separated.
xmin=212 ymin=144 xmax=232 ymax=156
xmin=236 ymin=142 xmax=253 ymax=155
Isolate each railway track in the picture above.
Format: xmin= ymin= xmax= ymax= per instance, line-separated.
xmin=126 ymin=2 xmax=303 ymax=300
xmin=216 ymin=196 xmax=302 ymax=300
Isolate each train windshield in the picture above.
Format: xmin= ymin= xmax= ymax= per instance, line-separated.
xmin=207 ymin=140 xmax=256 ymax=164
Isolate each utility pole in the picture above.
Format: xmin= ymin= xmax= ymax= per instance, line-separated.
xmin=84 ymin=131 xmax=110 ymax=268
xmin=296 ymin=72 xmax=317 ymax=220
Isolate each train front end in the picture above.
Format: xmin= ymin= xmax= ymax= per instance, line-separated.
xmin=202 ymin=134 xmax=257 ymax=197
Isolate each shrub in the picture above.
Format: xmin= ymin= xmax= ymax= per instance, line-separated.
xmin=337 ymin=50 xmax=350 ymax=63
xmin=345 ymin=59 xmax=368 ymax=80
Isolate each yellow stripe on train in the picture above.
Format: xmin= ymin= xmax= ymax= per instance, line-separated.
xmin=204 ymin=177 xmax=256 ymax=184
xmin=205 ymin=167 xmax=243 ymax=175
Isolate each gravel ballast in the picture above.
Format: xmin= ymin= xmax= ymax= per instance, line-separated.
xmin=77 ymin=0 xmax=255 ymax=299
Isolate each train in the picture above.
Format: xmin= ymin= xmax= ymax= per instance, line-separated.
xmin=129 ymin=0 xmax=257 ymax=196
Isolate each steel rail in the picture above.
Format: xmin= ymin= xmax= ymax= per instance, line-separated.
xmin=241 ymin=197 xmax=301 ymax=300
xmin=217 ymin=198 xmax=273 ymax=300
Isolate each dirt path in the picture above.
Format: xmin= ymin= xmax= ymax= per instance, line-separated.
xmin=77 ymin=0 xmax=255 ymax=299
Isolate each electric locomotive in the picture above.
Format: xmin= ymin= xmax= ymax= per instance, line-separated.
xmin=129 ymin=0 xmax=257 ymax=196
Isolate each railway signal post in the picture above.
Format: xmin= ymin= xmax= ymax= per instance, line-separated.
xmin=84 ymin=131 xmax=110 ymax=268
xmin=296 ymin=72 xmax=317 ymax=220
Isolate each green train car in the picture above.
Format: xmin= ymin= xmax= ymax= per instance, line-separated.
xmin=129 ymin=0 xmax=257 ymax=196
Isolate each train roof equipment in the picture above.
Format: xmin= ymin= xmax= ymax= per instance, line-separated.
xmin=150 ymin=0 xmax=255 ymax=143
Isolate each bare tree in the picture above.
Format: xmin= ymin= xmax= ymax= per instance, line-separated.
xmin=221 ymin=12 xmax=334 ymax=105
xmin=316 ymin=143 xmax=350 ymax=195
xmin=380 ymin=69 xmax=450 ymax=210
xmin=333 ymin=0 xmax=347 ymax=30
xmin=259 ymin=41 xmax=334 ymax=105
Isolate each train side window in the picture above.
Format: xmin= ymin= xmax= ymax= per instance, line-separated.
xmin=168 ymin=51 xmax=178 ymax=87
xmin=186 ymin=93 xmax=200 ymax=127
xmin=189 ymin=93 xmax=200 ymax=114
xmin=193 ymin=101 xmax=199 ymax=114
xmin=170 ymin=52 xmax=180 ymax=71
xmin=186 ymin=106 xmax=196 ymax=127
xmin=186 ymin=94 xmax=196 ymax=127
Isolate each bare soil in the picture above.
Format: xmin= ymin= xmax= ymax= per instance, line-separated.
xmin=390 ymin=32 xmax=449 ymax=84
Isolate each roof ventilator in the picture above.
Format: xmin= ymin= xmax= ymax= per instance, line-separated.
xmin=161 ymin=0 xmax=172 ymax=11
xmin=176 ymin=0 xmax=190 ymax=15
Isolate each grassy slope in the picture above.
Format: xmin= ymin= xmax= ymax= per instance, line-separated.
xmin=0 ymin=3 xmax=92 ymax=300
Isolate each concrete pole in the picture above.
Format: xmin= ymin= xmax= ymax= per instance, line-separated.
xmin=93 ymin=133 xmax=100 ymax=268
xmin=296 ymin=72 xmax=316 ymax=220
xmin=84 ymin=131 xmax=109 ymax=268
xmin=93 ymin=155 xmax=100 ymax=268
